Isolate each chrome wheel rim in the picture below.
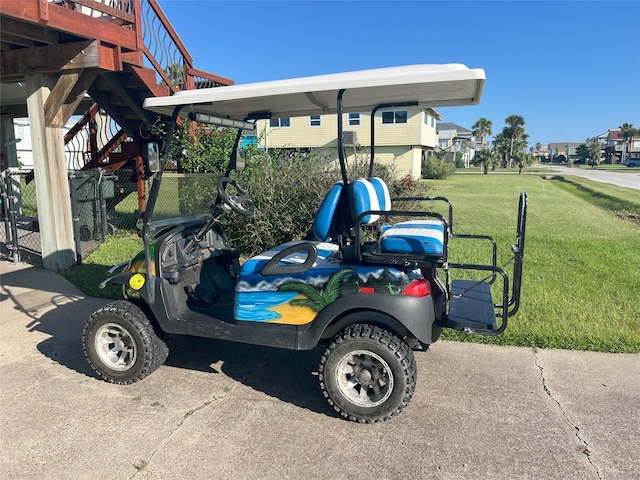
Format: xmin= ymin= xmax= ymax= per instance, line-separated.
xmin=335 ymin=350 xmax=393 ymax=407
xmin=94 ymin=322 xmax=137 ymax=371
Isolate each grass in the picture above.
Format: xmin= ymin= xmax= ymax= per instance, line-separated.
xmin=424 ymin=173 xmax=640 ymax=353
xmin=63 ymin=232 xmax=143 ymax=298
xmin=61 ymin=172 xmax=640 ymax=353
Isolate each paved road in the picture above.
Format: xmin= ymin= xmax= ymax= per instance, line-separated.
xmin=1 ymin=261 xmax=639 ymax=479
xmin=541 ymin=165 xmax=640 ymax=190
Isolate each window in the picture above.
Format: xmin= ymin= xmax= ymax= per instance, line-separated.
xmin=381 ymin=110 xmax=407 ymax=125
xmin=309 ymin=115 xmax=321 ymax=127
xmin=348 ymin=113 xmax=361 ymax=126
xmin=424 ymin=113 xmax=435 ymax=127
xmin=269 ymin=117 xmax=291 ymax=128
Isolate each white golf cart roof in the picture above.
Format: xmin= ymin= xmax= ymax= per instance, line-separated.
xmin=143 ymin=63 xmax=485 ymax=121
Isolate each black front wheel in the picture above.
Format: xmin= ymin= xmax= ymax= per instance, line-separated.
xmin=319 ymin=324 xmax=416 ymax=422
xmin=83 ymin=301 xmax=169 ymax=384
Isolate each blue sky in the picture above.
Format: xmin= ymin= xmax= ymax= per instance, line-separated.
xmin=158 ymin=0 xmax=640 ymax=146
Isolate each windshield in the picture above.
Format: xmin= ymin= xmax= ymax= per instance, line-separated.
xmin=148 ymin=172 xmax=222 ymax=230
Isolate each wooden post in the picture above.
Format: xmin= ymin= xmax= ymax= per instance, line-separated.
xmin=25 ymin=73 xmax=75 ymax=271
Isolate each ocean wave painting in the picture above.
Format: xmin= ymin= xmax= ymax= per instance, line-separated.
xmin=234 ymin=291 xmax=300 ymax=322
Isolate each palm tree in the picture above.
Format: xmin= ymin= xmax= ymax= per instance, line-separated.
xmin=471 ymin=147 xmax=495 ymax=174
xmin=585 ymin=137 xmax=602 ymax=167
xmin=278 ymin=269 xmax=353 ymax=312
xmin=164 ymin=62 xmax=184 ymax=89
xmin=619 ymin=123 xmax=639 ymax=161
xmin=492 ymin=131 xmax=510 ymax=169
xmin=472 ymin=117 xmax=493 ymax=148
xmin=504 ymin=115 xmax=526 ymax=167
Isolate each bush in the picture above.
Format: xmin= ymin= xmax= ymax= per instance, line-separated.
xmin=221 ymin=149 xmax=407 ymax=256
xmin=221 ymin=149 xmax=338 ymax=256
xmin=421 ymin=155 xmax=456 ymax=179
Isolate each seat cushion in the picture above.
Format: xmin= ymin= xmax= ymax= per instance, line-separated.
xmin=379 ymin=220 xmax=445 ymax=255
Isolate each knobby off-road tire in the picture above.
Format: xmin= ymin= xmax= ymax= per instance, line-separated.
xmin=319 ymin=324 xmax=417 ymax=423
xmin=83 ymin=300 xmax=169 ymax=384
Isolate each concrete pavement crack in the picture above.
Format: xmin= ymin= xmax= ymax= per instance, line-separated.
xmin=533 ymin=349 xmax=602 ymax=480
xmin=127 ymin=384 xmax=238 ymax=479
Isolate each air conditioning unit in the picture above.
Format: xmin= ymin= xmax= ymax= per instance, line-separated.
xmin=343 ymin=131 xmax=358 ymax=146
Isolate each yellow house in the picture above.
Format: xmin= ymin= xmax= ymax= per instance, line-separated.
xmin=256 ymin=107 xmax=442 ymax=179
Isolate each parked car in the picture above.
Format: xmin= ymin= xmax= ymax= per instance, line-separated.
xmin=623 ymin=157 xmax=640 ymax=167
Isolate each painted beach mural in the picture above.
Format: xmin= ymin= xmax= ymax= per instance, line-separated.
xmin=234 ymin=241 xmax=420 ymax=325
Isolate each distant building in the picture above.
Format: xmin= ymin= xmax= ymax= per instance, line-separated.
xmin=548 ymin=142 xmax=582 ymax=163
xmin=435 ymin=122 xmax=476 ymax=167
xmin=11 ymin=117 xmax=82 ymax=170
xmin=256 ymin=107 xmax=443 ymax=179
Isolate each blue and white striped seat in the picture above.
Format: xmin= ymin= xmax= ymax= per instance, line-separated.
xmin=354 ymin=177 xmax=447 ymax=257
xmin=379 ymin=220 xmax=445 ymax=255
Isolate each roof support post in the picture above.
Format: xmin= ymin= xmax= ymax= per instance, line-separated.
xmin=25 ymin=72 xmax=75 ymax=270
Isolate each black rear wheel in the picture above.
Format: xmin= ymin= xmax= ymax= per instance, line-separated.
xmin=83 ymin=301 xmax=169 ymax=384
xmin=319 ymin=324 xmax=416 ymax=422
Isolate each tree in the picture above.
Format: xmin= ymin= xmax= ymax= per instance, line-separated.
xmin=576 ymin=143 xmax=589 ymax=163
xmin=504 ymin=115 xmax=526 ymax=167
xmin=619 ymin=123 xmax=639 ymax=161
xmin=472 ymin=117 xmax=493 ymax=148
xmin=492 ymin=131 xmax=510 ymax=169
xmin=165 ymin=62 xmax=184 ymax=89
xmin=471 ymin=147 xmax=495 ymax=174
xmin=585 ymin=137 xmax=602 ymax=167
xmin=515 ymin=150 xmax=535 ymax=174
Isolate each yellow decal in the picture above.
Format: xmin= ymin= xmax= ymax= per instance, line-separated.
xmin=129 ymin=273 xmax=145 ymax=290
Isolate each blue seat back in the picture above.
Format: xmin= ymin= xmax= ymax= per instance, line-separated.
xmin=349 ymin=178 xmax=381 ymax=225
xmin=369 ymin=177 xmax=391 ymax=212
xmin=312 ymin=182 xmax=343 ymax=241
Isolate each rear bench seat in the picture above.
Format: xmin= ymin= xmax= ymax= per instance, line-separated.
xmin=351 ymin=177 xmax=447 ymax=257
xmin=379 ymin=220 xmax=445 ymax=255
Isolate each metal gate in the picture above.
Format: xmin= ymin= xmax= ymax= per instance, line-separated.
xmin=1 ymin=170 xmax=138 ymax=267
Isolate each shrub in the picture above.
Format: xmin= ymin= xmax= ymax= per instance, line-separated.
xmin=221 ymin=149 xmax=338 ymax=256
xmin=421 ymin=155 xmax=456 ymax=179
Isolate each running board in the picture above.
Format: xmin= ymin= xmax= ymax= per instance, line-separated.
xmin=442 ymin=280 xmax=497 ymax=332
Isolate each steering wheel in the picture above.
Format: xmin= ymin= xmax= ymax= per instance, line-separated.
xmin=217 ymin=177 xmax=255 ymax=216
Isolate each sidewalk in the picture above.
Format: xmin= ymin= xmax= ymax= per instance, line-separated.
xmin=1 ymin=260 xmax=639 ymax=479
xmin=541 ymin=164 xmax=640 ymax=190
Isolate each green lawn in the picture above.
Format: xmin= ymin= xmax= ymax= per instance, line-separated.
xmin=64 ymin=172 xmax=640 ymax=353
xmin=425 ymin=173 xmax=640 ymax=353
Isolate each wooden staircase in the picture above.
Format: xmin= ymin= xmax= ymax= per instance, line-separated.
xmin=1 ymin=0 xmax=233 ymax=201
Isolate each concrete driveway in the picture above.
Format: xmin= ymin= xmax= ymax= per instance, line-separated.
xmin=542 ymin=165 xmax=640 ymax=190
xmin=1 ymin=261 xmax=639 ymax=479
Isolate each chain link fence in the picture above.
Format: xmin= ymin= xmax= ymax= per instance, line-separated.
xmin=1 ymin=169 xmax=141 ymax=266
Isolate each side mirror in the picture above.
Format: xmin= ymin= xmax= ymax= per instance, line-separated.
xmin=143 ymin=142 xmax=160 ymax=173
xmin=234 ymin=149 xmax=246 ymax=172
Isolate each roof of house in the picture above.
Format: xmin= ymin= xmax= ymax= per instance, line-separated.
xmin=548 ymin=142 xmax=582 ymax=150
xmin=436 ymin=122 xmax=471 ymax=134
xmin=607 ymin=130 xmax=623 ymax=140
xmin=437 ymin=129 xmax=457 ymax=140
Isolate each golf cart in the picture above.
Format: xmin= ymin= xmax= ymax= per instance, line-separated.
xmin=83 ymin=64 xmax=527 ymax=422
